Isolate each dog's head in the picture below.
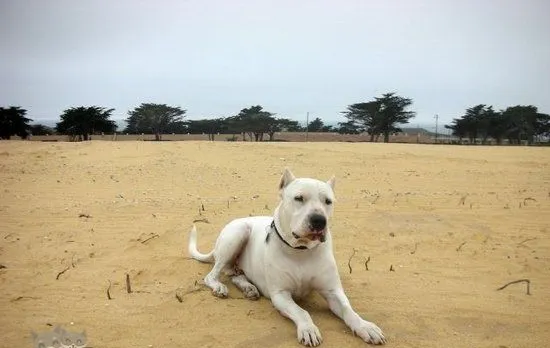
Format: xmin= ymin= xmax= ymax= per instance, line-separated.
xmin=276 ymin=168 xmax=336 ymax=249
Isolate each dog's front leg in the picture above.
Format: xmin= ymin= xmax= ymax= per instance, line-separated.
xmin=320 ymin=288 xmax=386 ymax=345
xmin=271 ymin=291 xmax=323 ymax=347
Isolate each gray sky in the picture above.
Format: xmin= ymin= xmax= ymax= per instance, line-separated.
xmin=1 ymin=0 xmax=549 ymax=126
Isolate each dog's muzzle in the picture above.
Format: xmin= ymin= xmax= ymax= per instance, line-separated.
xmin=310 ymin=213 xmax=328 ymax=242
xmin=292 ymin=231 xmax=327 ymax=243
xmin=292 ymin=213 xmax=328 ymax=243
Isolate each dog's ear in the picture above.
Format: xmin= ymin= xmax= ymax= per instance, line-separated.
xmin=327 ymin=175 xmax=336 ymax=190
xmin=279 ymin=168 xmax=296 ymax=190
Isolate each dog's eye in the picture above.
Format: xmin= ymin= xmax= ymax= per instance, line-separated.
xmin=325 ymin=198 xmax=333 ymax=205
xmin=294 ymin=195 xmax=304 ymax=202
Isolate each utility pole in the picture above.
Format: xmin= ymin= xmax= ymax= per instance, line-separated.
xmin=305 ymin=112 xmax=309 ymax=142
xmin=434 ymin=114 xmax=439 ymax=143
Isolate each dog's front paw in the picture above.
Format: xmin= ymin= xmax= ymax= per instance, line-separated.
xmin=212 ymin=284 xmax=228 ymax=298
xmin=353 ymin=320 xmax=386 ymax=345
xmin=243 ymin=284 xmax=260 ymax=300
xmin=297 ymin=323 xmax=322 ymax=347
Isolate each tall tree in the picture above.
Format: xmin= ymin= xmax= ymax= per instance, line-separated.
xmin=447 ymin=105 xmax=496 ymax=144
xmin=463 ymin=104 xmax=491 ymax=144
xmin=445 ymin=118 xmax=469 ymax=142
xmin=187 ymin=118 xmax=227 ymax=140
xmin=56 ymin=106 xmax=116 ymax=141
xmin=0 ymin=106 xmax=32 ymax=139
xmin=266 ymin=118 xmax=301 ymax=141
xmin=225 ymin=114 xmax=247 ymax=140
xmin=342 ymin=93 xmax=415 ymax=142
xmin=307 ymin=117 xmax=325 ymax=132
xmin=478 ymin=106 xmax=498 ymax=144
xmin=501 ymin=105 xmax=549 ymax=145
xmin=125 ymin=103 xmax=186 ymax=141
xmin=321 ymin=124 xmax=334 ymax=132
xmin=341 ymin=101 xmax=381 ymax=141
xmin=375 ymin=93 xmax=416 ymax=142
xmin=336 ymin=120 xmax=363 ymax=134
xmin=447 ymin=104 xmax=549 ymax=145
xmin=227 ymin=105 xmax=276 ymax=141
xmin=277 ymin=118 xmax=302 ymax=132
xmin=485 ymin=109 xmax=508 ymax=145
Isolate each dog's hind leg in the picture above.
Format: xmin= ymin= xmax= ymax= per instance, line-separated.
xmin=204 ymin=262 xmax=230 ymax=298
xmin=203 ymin=219 xmax=252 ymax=298
xmin=231 ymin=274 xmax=260 ymax=300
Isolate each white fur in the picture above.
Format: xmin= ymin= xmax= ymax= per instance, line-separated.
xmin=188 ymin=169 xmax=386 ymax=346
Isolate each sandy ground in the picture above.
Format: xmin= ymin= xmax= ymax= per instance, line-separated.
xmin=1 ymin=141 xmax=549 ymax=348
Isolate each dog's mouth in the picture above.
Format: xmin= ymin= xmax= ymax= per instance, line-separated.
xmin=292 ymin=230 xmax=327 ymax=242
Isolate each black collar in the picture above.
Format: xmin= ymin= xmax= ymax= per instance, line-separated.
xmin=270 ymin=220 xmax=308 ymax=250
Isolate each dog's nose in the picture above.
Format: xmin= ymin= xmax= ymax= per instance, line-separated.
xmin=309 ymin=214 xmax=327 ymax=231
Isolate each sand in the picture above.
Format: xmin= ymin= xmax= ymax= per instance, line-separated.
xmin=1 ymin=140 xmax=549 ymax=348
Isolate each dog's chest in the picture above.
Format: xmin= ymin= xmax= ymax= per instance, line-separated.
xmin=290 ymin=275 xmax=314 ymax=299
xmin=279 ymin=260 xmax=321 ymax=299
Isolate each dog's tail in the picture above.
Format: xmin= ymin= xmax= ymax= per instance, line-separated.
xmin=188 ymin=225 xmax=215 ymax=263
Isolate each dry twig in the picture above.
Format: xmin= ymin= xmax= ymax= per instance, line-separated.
xmin=126 ymin=273 xmax=132 ymax=294
xmin=140 ymin=234 xmax=159 ymax=244
xmin=523 ymin=197 xmax=536 ymax=205
xmin=192 ymin=218 xmax=210 ymax=224
xmin=518 ymin=237 xmax=537 ymax=246
xmin=348 ymin=249 xmax=357 ymax=274
xmin=497 ymin=279 xmax=531 ymax=295
xmin=56 ymin=266 xmax=70 ymax=280
xmin=106 ymin=280 xmax=112 ymax=300
xmin=364 ymin=256 xmax=371 ymax=271
xmin=410 ymin=242 xmax=418 ymax=255
xmin=11 ymin=296 xmax=39 ymax=302
xmin=456 ymin=241 xmax=467 ymax=252
xmin=175 ymin=281 xmax=205 ymax=302
xmin=175 ymin=292 xmax=184 ymax=303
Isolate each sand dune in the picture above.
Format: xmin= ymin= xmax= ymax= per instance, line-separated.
xmin=1 ymin=141 xmax=549 ymax=347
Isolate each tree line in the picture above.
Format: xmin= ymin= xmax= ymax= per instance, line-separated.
xmin=445 ymin=104 xmax=549 ymax=145
xmin=1 ymin=92 xmax=548 ymax=143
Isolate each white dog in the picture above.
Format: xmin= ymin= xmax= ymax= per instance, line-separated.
xmin=188 ymin=169 xmax=386 ymax=346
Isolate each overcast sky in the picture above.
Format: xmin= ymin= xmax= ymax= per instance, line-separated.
xmin=1 ymin=0 xmax=549 ymax=126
